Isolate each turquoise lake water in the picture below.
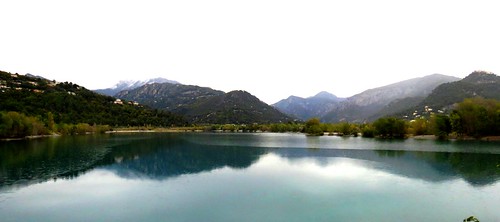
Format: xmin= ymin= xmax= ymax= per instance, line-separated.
xmin=1 ymin=133 xmax=499 ymax=221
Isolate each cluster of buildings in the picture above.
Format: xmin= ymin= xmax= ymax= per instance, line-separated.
xmin=0 ymin=73 xmax=52 ymax=93
xmin=114 ymin=99 xmax=139 ymax=106
xmin=2 ymin=73 xmax=143 ymax=107
xmin=406 ymin=105 xmax=445 ymax=120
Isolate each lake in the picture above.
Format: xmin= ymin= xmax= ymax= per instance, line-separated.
xmin=1 ymin=133 xmax=499 ymax=221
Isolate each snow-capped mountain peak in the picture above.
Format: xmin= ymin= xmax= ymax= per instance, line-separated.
xmin=95 ymin=77 xmax=180 ymax=96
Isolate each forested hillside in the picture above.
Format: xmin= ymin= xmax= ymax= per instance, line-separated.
xmin=0 ymin=71 xmax=186 ymax=131
xmin=175 ymin=90 xmax=292 ymax=124
xmin=115 ymin=82 xmax=225 ymax=111
xmin=396 ymin=71 xmax=500 ymax=118
xmin=115 ymin=83 xmax=292 ymax=124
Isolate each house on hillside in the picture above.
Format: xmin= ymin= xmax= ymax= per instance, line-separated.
xmin=114 ymin=99 xmax=123 ymax=105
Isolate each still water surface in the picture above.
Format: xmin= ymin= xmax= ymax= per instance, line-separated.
xmin=1 ymin=133 xmax=499 ymax=221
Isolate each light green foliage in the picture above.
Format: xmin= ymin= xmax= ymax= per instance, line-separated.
xmin=47 ymin=112 xmax=55 ymax=132
xmin=408 ymin=118 xmax=430 ymax=136
xmin=0 ymin=111 xmax=48 ymax=138
xmin=361 ymin=124 xmax=376 ymax=138
xmin=339 ymin=122 xmax=352 ymax=136
xmin=0 ymin=111 xmax=113 ymax=138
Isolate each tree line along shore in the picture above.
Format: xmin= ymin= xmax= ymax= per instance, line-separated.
xmin=1 ymin=97 xmax=499 ymax=140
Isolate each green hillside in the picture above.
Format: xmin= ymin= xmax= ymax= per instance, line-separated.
xmin=396 ymin=71 xmax=500 ymax=118
xmin=0 ymin=71 xmax=186 ymax=127
xmin=115 ymin=82 xmax=224 ymax=111
xmin=175 ymin=90 xmax=292 ymax=124
xmin=115 ymin=82 xmax=292 ymax=124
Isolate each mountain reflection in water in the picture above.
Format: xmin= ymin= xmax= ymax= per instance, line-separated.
xmin=1 ymin=133 xmax=499 ymax=190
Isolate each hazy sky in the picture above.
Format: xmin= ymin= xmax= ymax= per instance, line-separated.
xmin=1 ymin=0 xmax=499 ymax=104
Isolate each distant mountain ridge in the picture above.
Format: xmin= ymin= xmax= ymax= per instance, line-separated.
xmin=273 ymin=74 xmax=459 ymax=123
xmin=6 ymin=69 xmax=493 ymax=125
xmin=272 ymin=91 xmax=345 ymax=120
xmin=94 ymin=77 xmax=179 ymax=96
xmin=322 ymin=74 xmax=460 ymax=122
xmin=397 ymin=71 xmax=500 ymax=117
xmin=116 ymin=83 xmax=291 ymax=124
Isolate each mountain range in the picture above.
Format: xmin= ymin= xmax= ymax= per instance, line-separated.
xmin=94 ymin=77 xmax=179 ymax=96
xmin=97 ymin=71 xmax=499 ymax=124
xmin=272 ymin=91 xmax=345 ymax=120
xmin=396 ymin=71 xmax=500 ymax=118
xmin=272 ymin=74 xmax=461 ymax=122
xmin=319 ymin=74 xmax=461 ymax=122
xmin=115 ymin=83 xmax=291 ymax=124
xmin=3 ymin=68 xmax=498 ymax=125
xmin=116 ymin=83 xmax=225 ymax=111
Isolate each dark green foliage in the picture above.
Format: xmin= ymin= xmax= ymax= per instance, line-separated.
xmin=450 ymin=98 xmax=500 ymax=137
xmin=373 ymin=117 xmax=407 ymax=138
xmin=177 ymin=90 xmax=291 ymax=124
xmin=115 ymin=81 xmax=291 ymax=124
xmin=361 ymin=124 xmax=376 ymax=138
xmin=431 ymin=115 xmax=452 ymax=139
xmin=115 ymin=82 xmax=224 ymax=111
xmin=463 ymin=216 xmax=480 ymax=222
xmin=335 ymin=122 xmax=359 ymax=136
xmin=0 ymin=71 xmax=186 ymax=129
xmin=303 ymin=118 xmax=324 ymax=136
xmin=339 ymin=122 xmax=351 ymax=136
xmin=268 ymin=122 xmax=302 ymax=132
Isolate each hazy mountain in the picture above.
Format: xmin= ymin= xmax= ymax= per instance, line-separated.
xmin=371 ymin=96 xmax=426 ymax=120
xmin=175 ymin=90 xmax=292 ymax=124
xmin=116 ymin=82 xmax=224 ymax=111
xmin=94 ymin=77 xmax=180 ymax=96
xmin=272 ymin=91 xmax=345 ymax=120
xmin=396 ymin=71 xmax=500 ymax=117
xmin=321 ymin=74 xmax=460 ymax=122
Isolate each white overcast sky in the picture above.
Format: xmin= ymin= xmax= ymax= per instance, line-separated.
xmin=1 ymin=0 xmax=499 ymax=104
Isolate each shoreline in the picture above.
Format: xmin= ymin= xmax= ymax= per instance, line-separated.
xmin=0 ymin=134 xmax=61 ymax=141
xmin=3 ymin=130 xmax=500 ymax=142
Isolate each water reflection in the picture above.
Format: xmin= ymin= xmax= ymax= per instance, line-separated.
xmin=272 ymin=148 xmax=500 ymax=186
xmin=0 ymin=135 xmax=115 ymax=188
xmin=103 ymin=135 xmax=266 ymax=179
xmin=0 ymin=134 xmax=266 ymax=188
xmin=1 ymin=133 xmax=499 ymax=191
xmin=1 ymin=152 xmax=499 ymax=222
